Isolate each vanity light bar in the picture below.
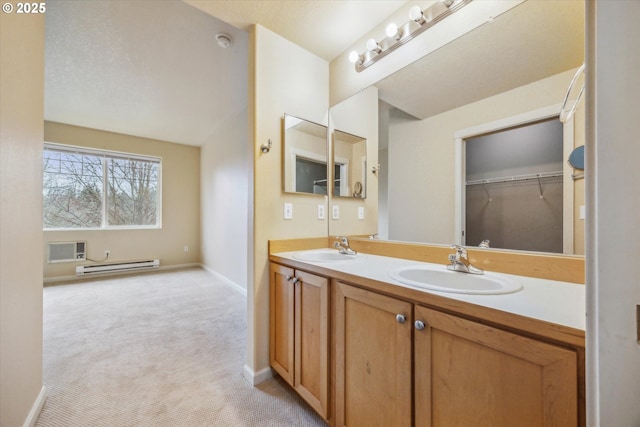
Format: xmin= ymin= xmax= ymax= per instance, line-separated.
xmin=350 ymin=0 xmax=473 ymax=73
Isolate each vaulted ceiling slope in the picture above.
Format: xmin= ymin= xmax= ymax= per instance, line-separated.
xmin=45 ymin=0 xmax=249 ymax=146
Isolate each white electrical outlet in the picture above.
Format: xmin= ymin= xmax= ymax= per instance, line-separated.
xmin=358 ymin=207 xmax=365 ymax=220
xmin=284 ymin=203 xmax=293 ymax=220
xmin=184 ymin=245 xmax=189 ymax=253
xmin=318 ymin=204 xmax=326 ymax=220
xmin=579 ymin=205 xmax=585 ymax=220
xmin=332 ymin=205 xmax=340 ymax=220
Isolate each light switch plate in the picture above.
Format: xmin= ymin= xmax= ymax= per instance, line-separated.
xmin=579 ymin=205 xmax=585 ymax=220
xmin=318 ymin=204 xmax=326 ymax=220
xmin=332 ymin=205 xmax=340 ymax=220
xmin=284 ymin=203 xmax=293 ymax=220
xmin=358 ymin=206 xmax=365 ymax=220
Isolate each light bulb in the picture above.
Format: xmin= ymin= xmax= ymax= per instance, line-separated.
xmin=385 ymin=22 xmax=399 ymax=39
xmin=409 ymin=5 xmax=425 ymax=24
xmin=348 ymin=51 xmax=360 ymax=64
xmin=366 ymin=38 xmax=380 ymax=52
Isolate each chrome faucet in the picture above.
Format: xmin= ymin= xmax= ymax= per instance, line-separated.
xmin=334 ymin=236 xmax=357 ymax=255
xmin=447 ymin=244 xmax=484 ymax=275
xmin=478 ymin=239 xmax=490 ymax=248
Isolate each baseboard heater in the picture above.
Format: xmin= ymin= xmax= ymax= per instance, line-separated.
xmin=76 ymin=259 xmax=160 ymax=276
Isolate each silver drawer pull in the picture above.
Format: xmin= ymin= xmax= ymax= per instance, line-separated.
xmin=414 ymin=320 xmax=426 ymax=330
xmin=396 ymin=314 xmax=407 ymax=324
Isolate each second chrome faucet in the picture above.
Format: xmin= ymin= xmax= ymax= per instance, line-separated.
xmin=447 ymin=244 xmax=484 ymax=275
xmin=334 ymin=236 xmax=357 ymax=255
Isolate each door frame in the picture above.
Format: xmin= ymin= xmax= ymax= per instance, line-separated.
xmin=453 ymin=103 xmax=576 ymax=253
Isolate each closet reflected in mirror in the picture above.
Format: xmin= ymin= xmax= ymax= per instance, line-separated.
xmin=283 ymin=114 xmax=328 ymax=195
xmin=332 ymin=130 xmax=367 ymax=198
xmin=464 ymin=118 xmax=564 ymax=253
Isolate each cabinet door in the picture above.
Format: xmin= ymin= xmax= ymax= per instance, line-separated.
xmin=269 ymin=263 xmax=295 ymax=385
xmin=334 ymin=282 xmax=413 ymax=427
xmin=294 ymin=270 xmax=329 ymax=418
xmin=414 ymin=305 xmax=578 ymax=427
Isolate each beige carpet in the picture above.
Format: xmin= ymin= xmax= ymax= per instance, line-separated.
xmin=37 ymin=268 xmax=328 ymax=427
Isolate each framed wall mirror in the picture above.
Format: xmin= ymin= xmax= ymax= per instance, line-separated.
xmin=283 ymin=114 xmax=329 ymax=195
xmin=332 ymin=130 xmax=367 ymax=198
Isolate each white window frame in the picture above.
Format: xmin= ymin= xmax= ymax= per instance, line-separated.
xmin=43 ymin=142 xmax=163 ymax=231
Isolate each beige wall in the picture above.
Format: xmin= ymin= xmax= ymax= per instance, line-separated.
xmin=43 ymin=122 xmax=201 ymax=280
xmin=386 ymin=69 xmax=585 ymax=250
xmin=200 ymin=107 xmax=249 ymax=291
xmin=328 ymin=86 xmax=379 ymax=237
xmin=0 ymin=11 xmax=45 ymax=427
xmin=249 ymin=24 xmax=329 ymax=377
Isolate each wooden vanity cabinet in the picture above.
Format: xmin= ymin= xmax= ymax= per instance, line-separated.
xmin=334 ymin=282 xmax=413 ymax=427
xmin=269 ymin=263 xmax=329 ymax=419
xmin=333 ymin=281 xmax=579 ymax=427
xmin=414 ymin=305 xmax=578 ymax=427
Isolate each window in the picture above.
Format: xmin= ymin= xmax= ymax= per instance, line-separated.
xmin=43 ymin=143 xmax=161 ymax=229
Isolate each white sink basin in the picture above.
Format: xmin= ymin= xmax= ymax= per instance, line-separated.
xmin=292 ymin=249 xmax=360 ymax=263
xmin=388 ymin=265 xmax=522 ymax=295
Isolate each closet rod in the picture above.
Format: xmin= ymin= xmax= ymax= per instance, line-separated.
xmin=313 ymin=178 xmax=341 ymax=185
xmin=466 ymin=171 xmax=563 ymax=187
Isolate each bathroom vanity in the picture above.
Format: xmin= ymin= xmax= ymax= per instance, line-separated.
xmin=269 ymin=238 xmax=585 ymax=427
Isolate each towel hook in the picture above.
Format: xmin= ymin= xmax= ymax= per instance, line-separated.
xmin=260 ymin=139 xmax=272 ymax=154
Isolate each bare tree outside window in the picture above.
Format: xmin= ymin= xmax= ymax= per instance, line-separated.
xmin=43 ymin=146 xmax=160 ymax=229
xmin=107 ymin=158 xmax=158 ymax=226
xmin=43 ymin=151 xmax=103 ymax=228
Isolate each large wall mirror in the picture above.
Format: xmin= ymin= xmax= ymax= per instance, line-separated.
xmin=329 ymin=0 xmax=585 ymax=255
xmin=283 ymin=114 xmax=329 ymax=195
xmin=332 ymin=130 xmax=367 ymax=198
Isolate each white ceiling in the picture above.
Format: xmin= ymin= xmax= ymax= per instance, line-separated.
xmin=45 ymin=0 xmax=250 ymax=146
xmin=44 ymin=0 xmax=584 ymax=147
xmin=183 ymin=0 xmax=409 ymax=61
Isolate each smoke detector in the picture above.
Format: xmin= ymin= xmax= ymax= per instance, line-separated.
xmin=216 ymin=33 xmax=233 ymax=49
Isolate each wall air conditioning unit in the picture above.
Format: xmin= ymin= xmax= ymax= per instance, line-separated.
xmin=48 ymin=241 xmax=87 ymax=263
xmin=76 ymin=259 xmax=160 ymax=276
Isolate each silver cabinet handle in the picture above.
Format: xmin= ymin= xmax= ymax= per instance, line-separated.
xmin=285 ymin=275 xmax=299 ymax=284
xmin=414 ymin=320 xmax=426 ymax=330
xmin=396 ymin=314 xmax=407 ymax=324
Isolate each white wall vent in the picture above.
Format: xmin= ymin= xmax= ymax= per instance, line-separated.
xmin=48 ymin=241 xmax=86 ymax=263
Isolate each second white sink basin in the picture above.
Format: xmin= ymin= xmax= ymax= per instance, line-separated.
xmin=388 ymin=265 xmax=522 ymax=295
xmin=293 ymin=249 xmax=360 ymax=263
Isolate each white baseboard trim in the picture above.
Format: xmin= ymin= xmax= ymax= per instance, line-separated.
xmin=159 ymin=262 xmax=201 ymax=272
xmin=200 ymin=264 xmax=247 ymax=296
xmin=243 ymin=364 xmax=273 ymax=386
xmin=23 ymin=386 xmax=46 ymax=427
